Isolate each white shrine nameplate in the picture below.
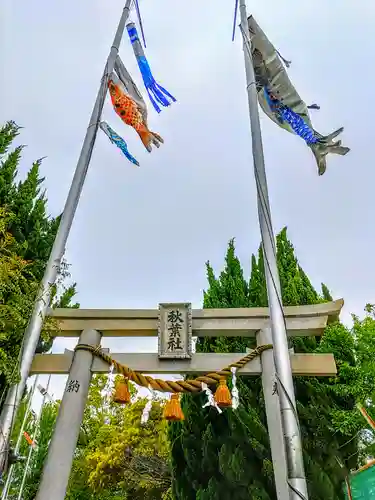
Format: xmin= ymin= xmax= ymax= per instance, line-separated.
xmin=158 ymin=303 xmax=192 ymax=359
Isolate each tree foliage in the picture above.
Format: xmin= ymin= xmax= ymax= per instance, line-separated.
xmin=0 ymin=120 xmax=79 ymax=410
xmin=9 ymin=400 xmax=59 ymax=500
xmin=10 ymin=375 xmax=171 ymax=499
xmin=0 ymin=121 xmax=60 ymax=282
xmin=169 ymin=230 xmax=360 ymax=500
xmin=0 ymin=381 xmax=59 ymax=500
xmin=1 ymin=139 xmax=374 ymax=500
xmin=23 ymin=401 xmax=58 ymax=500
xmin=0 ymin=208 xmax=39 ymax=386
xmin=327 ymin=305 xmax=375 ymax=462
xmin=66 ymin=375 xmax=170 ymax=500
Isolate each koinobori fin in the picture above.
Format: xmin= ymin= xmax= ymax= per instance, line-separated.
xmin=310 ymin=127 xmax=350 ymax=175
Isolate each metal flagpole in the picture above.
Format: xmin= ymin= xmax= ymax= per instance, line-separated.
xmin=0 ymin=0 xmax=134 ymax=473
xmin=1 ymin=376 xmax=39 ymax=500
xmin=238 ymin=1 xmax=309 ymax=499
xmin=17 ymin=375 xmax=52 ymax=500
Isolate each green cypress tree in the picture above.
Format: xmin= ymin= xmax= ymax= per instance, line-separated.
xmin=18 ymin=401 xmax=59 ymax=500
xmin=0 ymin=122 xmax=64 ymax=282
xmin=0 ymin=122 xmax=19 ymax=205
xmin=170 ymin=229 xmax=356 ymax=499
xmin=0 ymin=121 xmax=79 ymax=404
xmin=170 ymin=239 xmax=272 ymax=500
xmin=0 ymin=123 xmax=60 ymax=282
xmin=321 ymin=283 xmax=333 ymax=302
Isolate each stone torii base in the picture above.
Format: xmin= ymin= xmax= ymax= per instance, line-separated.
xmin=33 ymin=300 xmax=343 ymax=500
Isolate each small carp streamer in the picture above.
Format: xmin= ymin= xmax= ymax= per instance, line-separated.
xmin=108 ymin=72 xmax=164 ymax=152
xmin=231 ymin=367 xmax=239 ymax=410
xmin=23 ymin=431 xmax=36 ymax=449
xmin=201 ymin=382 xmax=222 ymax=414
xmin=127 ymin=22 xmax=176 ymax=113
xmin=100 ymin=121 xmax=139 ymax=166
xmin=247 ymin=16 xmax=350 ymax=176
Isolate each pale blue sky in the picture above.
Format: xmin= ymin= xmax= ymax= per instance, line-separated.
xmin=1 ymin=0 xmax=374 ymax=403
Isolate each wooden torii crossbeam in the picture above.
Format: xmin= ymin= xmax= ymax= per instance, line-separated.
xmin=31 ymin=299 xmax=343 ymax=377
xmin=32 ymin=299 xmax=343 ymax=500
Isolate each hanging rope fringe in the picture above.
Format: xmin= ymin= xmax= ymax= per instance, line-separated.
xmin=202 ymin=382 xmax=222 ymax=414
xmin=75 ymin=344 xmax=272 ymax=394
xmin=103 ymin=363 xmax=115 ymax=424
xmin=127 ymin=22 xmax=176 ymax=113
xmin=231 ymin=367 xmax=239 ymax=409
xmin=141 ymin=385 xmax=155 ymax=424
xmin=100 ymin=121 xmax=139 ymax=166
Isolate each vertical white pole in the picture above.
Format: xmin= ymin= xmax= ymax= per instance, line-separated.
xmin=238 ymin=2 xmax=308 ymax=498
xmin=0 ymin=0 xmax=133 ymax=473
xmin=35 ymin=329 xmax=101 ymax=500
xmin=2 ymin=376 xmax=39 ymax=500
xmin=17 ymin=375 xmax=52 ymax=500
xmin=257 ymin=328 xmax=289 ymax=499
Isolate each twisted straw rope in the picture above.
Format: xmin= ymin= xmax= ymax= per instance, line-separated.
xmin=75 ymin=343 xmax=273 ymax=394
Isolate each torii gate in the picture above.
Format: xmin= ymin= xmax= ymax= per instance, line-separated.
xmin=31 ymin=299 xmax=343 ymax=500
xmin=0 ymin=1 xmax=346 ymax=499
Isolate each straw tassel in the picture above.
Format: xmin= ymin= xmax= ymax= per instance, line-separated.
xmin=112 ymin=377 xmax=131 ymax=404
xmin=163 ymin=394 xmax=184 ymax=421
xmin=214 ymin=379 xmax=232 ymax=408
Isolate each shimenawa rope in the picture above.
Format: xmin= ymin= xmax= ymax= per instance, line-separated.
xmin=75 ymin=343 xmax=272 ymax=394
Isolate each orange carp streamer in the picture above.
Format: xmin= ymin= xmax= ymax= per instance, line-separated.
xmin=108 ymin=76 xmax=163 ymax=152
xmin=23 ymin=431 xmax=36 ymax=448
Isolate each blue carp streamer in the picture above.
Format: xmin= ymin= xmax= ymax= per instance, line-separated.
xmin=264 ymin=88 xmax=318 ymax=145
xmin=100 ymin=122 xmax=139 ymax=166
xmin=127 ymin=23 xmax=176 ymax=113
